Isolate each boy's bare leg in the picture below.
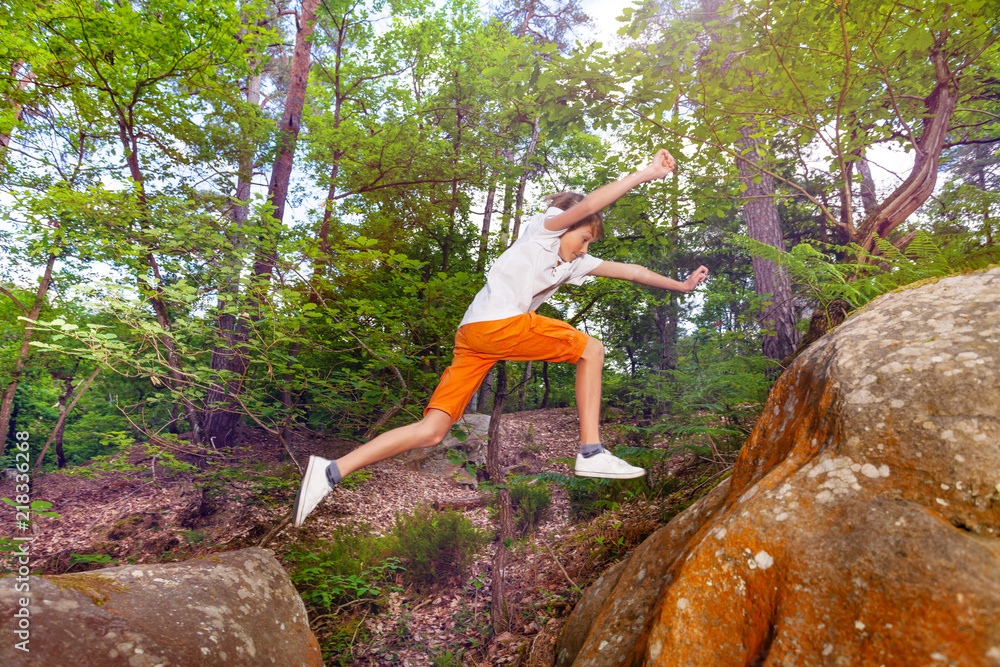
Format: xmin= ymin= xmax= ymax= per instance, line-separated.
xmin=294 ymin=409 xmax=453 ymax=527
xmin=335 ymin=408 xmax=453 ymax=477
xmin=576 ymin=336 xmax=605 ymax=445
xmin=573 ymin=336 xmax=644 ymax=479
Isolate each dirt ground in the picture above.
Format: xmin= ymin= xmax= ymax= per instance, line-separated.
xmin=0 ymin=408 xmax=702 ymax=666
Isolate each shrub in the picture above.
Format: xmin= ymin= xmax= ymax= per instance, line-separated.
xmin=532 ymin=447 xmax=666 ymax=519
xmin=389 ymin=504 xmax=489 ymax=589
xmin=284 ymin=525 xmax=401 ymax=612
xmin=507 ymin=479 xmax=551 ymax=535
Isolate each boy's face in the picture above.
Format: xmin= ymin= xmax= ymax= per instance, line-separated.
xmin=559 ymin=225 xmax=597 ymax=263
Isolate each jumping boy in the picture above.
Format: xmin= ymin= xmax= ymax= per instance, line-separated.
xmin=293 ymin=148 xmax=709 ymax=527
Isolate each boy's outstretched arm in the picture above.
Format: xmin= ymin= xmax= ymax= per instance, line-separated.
xmin=589 ymin=262 xmax=709 ymax=293
xmin=543 ymin=149 xmax=676 ymax=233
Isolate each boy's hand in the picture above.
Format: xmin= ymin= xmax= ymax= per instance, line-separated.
xmin=641 ymin=149 xmax=676 ymax=181
xmin=683 ymin=266 xmax=709 ymax=292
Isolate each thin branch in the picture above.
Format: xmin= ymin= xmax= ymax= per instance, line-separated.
xmin=0 ymin=287 xmax=29 ymax=316
xmin=621 ymin=103 xmax=838 ymax=228
xmin=32 ymin=367 xmax=101 ymax=475
xmin=539 ymin=536 xmax=580 ymax=592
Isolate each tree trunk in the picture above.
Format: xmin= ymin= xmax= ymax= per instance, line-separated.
xmin=441 ymin=71 xmax=465 ymax=273
xmin=202 ymin=67 xmax=262 ymax=450
xmin=0 ymin=61 xmax=33 ymax=152
xmin=656 ymin=296 xmax=679 ymax=373
xmin=737 ymin=125 xmax=800 ymax=362
xmin=473 ymin=172 xmax=510 ymax=412
xmin=659 ymin=154 xmax=681 ymax=377
xmin=112 ymin=97 xmax=204 ymax=444
xmin=53 ymin=376 xmax=74 ymax=468
xmin=33 ymin=368 xmax=100 ymax=475
xmin=0 ymin=253 xmax=56 ymax=447
xmin=253 ymin=0 xmax=321 ymax=285
xmin=701 ymin=0 xmax=799 ymax=363
xmin=518 ymin=360 xmax=532 ymax=411
xmin=168 ymin=403 xmax=180 ymax=434
xmin=486 ymin=361 xmax=512 ymax=634
xmin=510 ymin=117 xmax=541 ymax=243
xmin=857 ymin=152 xmax=878 ymax=218
xmin=540 ymin=362 xmax=550 ymax=408
xmin=245 ymin=0 xmax=319 ymax=453
xmin=854 ymin=46 xmax=958 ymax=254
xmin=475 ymin=368 xmax=493 ymax=415
xmin=476 ymin=171 xmax=498 ymax=274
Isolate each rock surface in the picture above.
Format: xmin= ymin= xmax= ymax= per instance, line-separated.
xmin=401 ymin=413 xmax=494 ymax=487
xmin=0 ymin=547 xmax=322 ymax=666
xmin=558 ymin=268 xmax=1000 ymax=666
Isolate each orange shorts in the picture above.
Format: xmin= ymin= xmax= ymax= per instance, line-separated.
xmin=424 ymin=312 xmax=591 ymax=421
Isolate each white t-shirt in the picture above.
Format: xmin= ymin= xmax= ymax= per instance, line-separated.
xmin=459 ymin=208 xmax=603 ymax=327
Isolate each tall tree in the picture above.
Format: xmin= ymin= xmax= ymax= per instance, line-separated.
xmin=0 ymin=254 xmax=56 ymax=446
xmin=2 ymin=0 xmax=272 ymax=448
xmin=697 ymin=0 xmax=799 ymax=361
xmin=612 ymin=0 xmax=998 ymax=356
xmin=201 ymin=53 xmax=267 ymax=450
xmin=252 ymin=0 xmax=321 ymax=287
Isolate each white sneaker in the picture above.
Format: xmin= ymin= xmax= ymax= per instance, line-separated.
xmin=574 ymin=449 xmax=645 ymax=480
xmin=293 ymin=455 xmax=333 ymax=527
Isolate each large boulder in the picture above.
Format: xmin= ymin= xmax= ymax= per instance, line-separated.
xmin=0 ymin=547 xmax=322 ymax=666
xmin=558 ymin=268 xmax=1000 ymax=666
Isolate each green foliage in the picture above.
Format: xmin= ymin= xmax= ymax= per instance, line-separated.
xmin=429 ymin=647 xmax=465 ymax=667
xmin=286 ymin=503 xmax=488 ymax=615
xmin=68 ymin=553 xmax=117 ymax=568
xmin=0 ymin=499 xmax=60 ymax=526
xmin=142 ymin=442 xmax=198 ymax=475
xmin=531 ymin=447 xmax=665 ymax=518
xmin=60 ymin=413 xmax=134 ymax=467
xmin=291 ymin=553 xmax=404 ymax=610
xmin=338 ymin=469 xmax=374 ymax=491
xmin=320 ymin=616 xmax=371 ymax=667
xmin=499 ymin=479 xmax=552 ymax=536
xmin=284 ymin=526 xmax=403 ymax=612
xmin=55 ymin=452 xmax=143 ymax=479
xmin=389 ymin=504 xmax=490 ymax=589
xmin=733 ymin=233 xmax=1000 ymax=309
xmin=3 ymin=0 xmax=995 ymax=496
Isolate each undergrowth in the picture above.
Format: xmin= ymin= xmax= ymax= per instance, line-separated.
xmin=492 ymin=479 xmax=552 ymax=536
xmin=283 ymin=504 xmax=491 ymax=663
xmin=530 ymin=444 xmax=725 ymax=519
xmin=561 ymin=460 xmax=734 ymax=578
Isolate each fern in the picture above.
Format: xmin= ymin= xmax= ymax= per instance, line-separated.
xmin=528 ymin=471 xmax=613 ymax=491
xmin=732 ymin=231 xmax=999 ymax=309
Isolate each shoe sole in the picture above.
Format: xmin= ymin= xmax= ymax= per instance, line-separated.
xmin=575 ymin=469 xmax=646 ymax=480
xmin=292 ymin=456 xmax=323 ymax=528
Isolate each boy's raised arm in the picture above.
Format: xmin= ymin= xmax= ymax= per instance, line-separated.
xmin=543 ymin=149 xmax=677 ymax=233
xmin=590 ymin=262 xmax=709 ymax=293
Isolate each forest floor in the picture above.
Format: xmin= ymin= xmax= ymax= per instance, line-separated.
xmin=0 ymin=407 xmax=734 ymax=666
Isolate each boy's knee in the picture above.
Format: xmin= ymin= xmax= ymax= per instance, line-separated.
xmin=581 ymin=336 xmax=604 ymax=362
xmin=414 ymin=414 xmax=451 ymax=448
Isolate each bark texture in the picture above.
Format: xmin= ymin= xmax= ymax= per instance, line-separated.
xmin=253 ymin=0 xmax=320 ymax=283
xmin=0 ymin=253 xmax=56 ymax=447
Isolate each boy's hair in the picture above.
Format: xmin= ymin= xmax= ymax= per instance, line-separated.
xmin=542 ymin=192 xmax=604 ymax=240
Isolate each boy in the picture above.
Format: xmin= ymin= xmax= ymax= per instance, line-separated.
xmin=293 ymin=149 xmax=709 ymax=527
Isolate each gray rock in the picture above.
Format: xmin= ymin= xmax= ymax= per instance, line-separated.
xmin=0 ymin=547 xmax=322 ymax=666
xmin=401 ymin=413 xmax=495 ymax=487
